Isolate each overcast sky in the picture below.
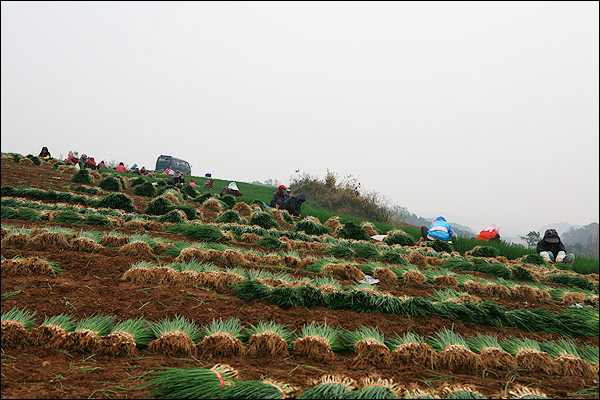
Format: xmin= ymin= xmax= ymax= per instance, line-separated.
xmin=2 ymin=1 xmax=598 ymax=235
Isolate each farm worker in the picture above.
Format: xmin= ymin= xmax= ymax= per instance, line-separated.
xmin=476 ymin=224 xmax=501 ymax=242
xmin=189 ymin=179 xmax=196 ymax=187
xmin=38 ymin=146 xmax=51 ymax=160
xmin=421 ymin=216 xmax=457 ymax=242
xmin=116 ymin=162 xmax=127 ymax=172
xmin=536 ymin=229 xmax=575 ymax=266
xmin=203 ymin=179 xmax=214 ymax=189
xmin=97 ymin=160 xmax=107 ymax=169
xmin=270 ymin=185 xmax=291 ymax=208
xmin=66 ymin=151 xmax=79 ymax=165
xmin=130 ymin=163 xmax=137 ymax=170
xmin=220 ymin=182 xmax=242 ymax=196
xmin=279 ymin=193 xmax=306 ymax=218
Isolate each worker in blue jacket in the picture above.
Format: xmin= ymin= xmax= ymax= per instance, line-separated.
xmin=421 ymin=216 xmax=457 ymax=242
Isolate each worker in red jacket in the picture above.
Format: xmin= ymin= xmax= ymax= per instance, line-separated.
xmin=476 ymin=224 xmax=501 ymax=242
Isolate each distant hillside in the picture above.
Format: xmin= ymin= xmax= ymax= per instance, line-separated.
xmin=539 ymin=222 xmax=583 ymax=236
xmin=560 ymin=223 xmax=599 ymax=259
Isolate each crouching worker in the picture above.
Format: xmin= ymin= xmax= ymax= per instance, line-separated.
xmin=476 ymin=224 xmax=501 ymax=242
xmin=421 ymin=216 xmax=457 ymax=242
xmin=279 ymin=193 xmax=306 ymax=220
xmin=220 ymin=182 xmax=242 ymax=196
xmin=270 ymin=185 xmax=291 ymax=208
xmin=536 ymin=229 xmax=575 ymax=266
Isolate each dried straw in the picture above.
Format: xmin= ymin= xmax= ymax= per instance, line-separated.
xmin=147 ymin=331 xmax=197 ymax=357
xmin=246 ymin=331 xmax=289 ymax=357
xmin=71 ymin=237 xmax=102 ymax=252
xmin=197 ymin=332 xmax=245 ymax=357
xmin=1 ymin=233 xmax=32 ymax=249
xmin=321 ymin=263 xmax=366 ymax=281
xmin=120 ymin=240 xmax=154 ymax=256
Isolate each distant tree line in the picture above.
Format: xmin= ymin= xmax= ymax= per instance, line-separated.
xmin=561 ymin=223 xmax=599 ymax=259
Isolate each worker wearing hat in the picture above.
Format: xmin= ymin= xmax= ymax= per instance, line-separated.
xmin=536 ymin=229 xmax=575 ymax=265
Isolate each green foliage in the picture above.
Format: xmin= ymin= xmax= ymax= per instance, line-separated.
xmin=71 ymin=169 xmax=93 ymax=184
xmin=351 ymin=242 xmax=381 ymax=259
xmin=11 ymin=153 xmax=21 ymax=163
xmin=522 ymin=253 xmax=547 ymax=266
xmin=511 ymin=265 xmax=537 ymax=281
xmin=380 ymin=249 xmax=408 ymax=264
xmin=55 ymin=210 xmax=84 ymax=224
xmin=96 ymin=192 xmax=136 ymax=212
xmin=174 ymin=205 xmax=198 ymax=220
xmin=15 ymin=208 xmax=42 ymax=221
xmin=294 ymin=219 xmax=331 ymax=236
xmin=471 ymin=246 xmax=499 ymax=258
xmin=1 ymin=206 xmax=20 ymax=220
xmin=426 ymin=239 xmax=454 ymax=254
xmin=249 ymin=212 xmax=279 ymax=230
xmin=215 ymin=210 xmax=243 ymax=224
xmin=98 ymin=176 xmax=122 ymax=191
xmin=255 ymin=235 xmax=282 ymax=249
xmin=158 ymin=210 xmax=186 ymax=224
xmin=192 ymin=192 xmax=213 ymax=204
xmin=27 ymin=155 xmax=41 ymax=165
xmin=133 ymin=182 xmax=157 ymax=197
xmin=179 ymin=183 xmax=197 ymax=198
xmin=130 ymin=177 xmax=146 ymax=187
xmin=144 ymin=197 xmax=175 ymax=215
xmin=550 ymin=274 xmax=598 ymax=293
xmin=220 ymin=194 xmax=236 ymax=209
xmin=163 ymin=223 xmax=223 ymax=242
xmin=83 ymin=213 xmax=112 ymax=226
xmin=73 ymin=185 xmax=101 ymax=195
xmin=384 ymin=232 xmax=417 ymax=246
xmin=53 ymin=161 xmax=65 ymax=169
xmin=325 ymin=244 xmax=355 ymax=259
xmin=337 ymin=221 xmax=370 ymax=241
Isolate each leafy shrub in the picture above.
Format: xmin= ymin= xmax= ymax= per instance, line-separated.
xmin=294 ymin=219 xmax=330 ymax=236
xmin=426 ymin=239 xmax=453 ymax=254
xmin=471 ymin=246 xmax=499 ymax=258
xmin=71 ymin=169 xmax=93 ymax=184
xmin=133 ymin=182 xmax=157 ymax=197
xmin=337 ymin=222 xmax=370 ymax=241
xmin=96 ymin=192 xmax=135 ymax=212
xmin=144 ymin=197 xmax=175 ymax=215
xmin=384 ymin=232 xmax=416 ymax=247
xmin=250 ymin=212 xmax=279 ymax=230
xmin=98 ymin=176 xmax=122 ymax=191
xmin=215 ymin=210 xmax=243 ymax=224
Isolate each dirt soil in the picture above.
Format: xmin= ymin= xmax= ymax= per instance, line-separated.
xmin=1 ymin=158 xmax=598 ymax=399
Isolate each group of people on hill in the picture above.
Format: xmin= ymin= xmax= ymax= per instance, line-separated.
xmin=421 ymin=218 xmax=575 ymax=266
xmin=40 ymin=147 xmax=106 ymax=170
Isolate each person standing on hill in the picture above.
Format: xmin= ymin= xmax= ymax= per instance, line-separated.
xmin=421 ymin=216 xmax=457 ymax=242
xmin=536 ymin=229 xmax=575 ymax=266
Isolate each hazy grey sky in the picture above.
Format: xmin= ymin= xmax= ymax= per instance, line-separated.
xmin=2 ymin=1 xmax=598 ymax=235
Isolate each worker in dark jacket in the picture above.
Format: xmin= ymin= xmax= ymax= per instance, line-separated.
xmin=536 ymin=229 xmax=575 ymax=265
xmin=270 ymin=185 xmax=291 ymax=208
xmin=279 ymin=193 xmax=306 ymax=218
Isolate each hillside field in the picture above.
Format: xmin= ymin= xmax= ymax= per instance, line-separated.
xmin=1 ymin=155 xmax=599 ymax=399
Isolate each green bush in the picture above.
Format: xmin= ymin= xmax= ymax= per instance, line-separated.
xmin=175 ymin=205 xmax=199 ymax=220
xmin=144 ymin=197 xmax=175 ymax=215
xmin=130 ymin=177 xmax=146 ymax=187
xmin=158 ymin=210 xmax=186 ymax=224
xmin=96 ymin=192 xmax=135 ymax=213
xmin=255 ymin=235 xmax=282 ymax=249
xmin=325 ymin=244 xmax=355 ymax=258
xmin=133 ymin=182 xmax=157 ymax=197
xmin=27 ymin=155 xmax=41 ymax=165
xmin=180 ymin=184 xmax=198 ymax=198
xmin=71 ymin=169 xmax=94 ymax=184
xmin=351 ymin=242 xmax=381 ymax=259
xmin=73 ymin=185 xmax=101 ymax=195
xmin=384 ymin=232 xmax=417 ymax=247
xmin=53 ymin=161 xmax=65 ymax=169
xmin=192 ymin=192 xmax=213 ymax=204
xmin=98 ymin=176 xmax=122 ymax=191
xmin=11 ymin=153 xmax=21 ymax=163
